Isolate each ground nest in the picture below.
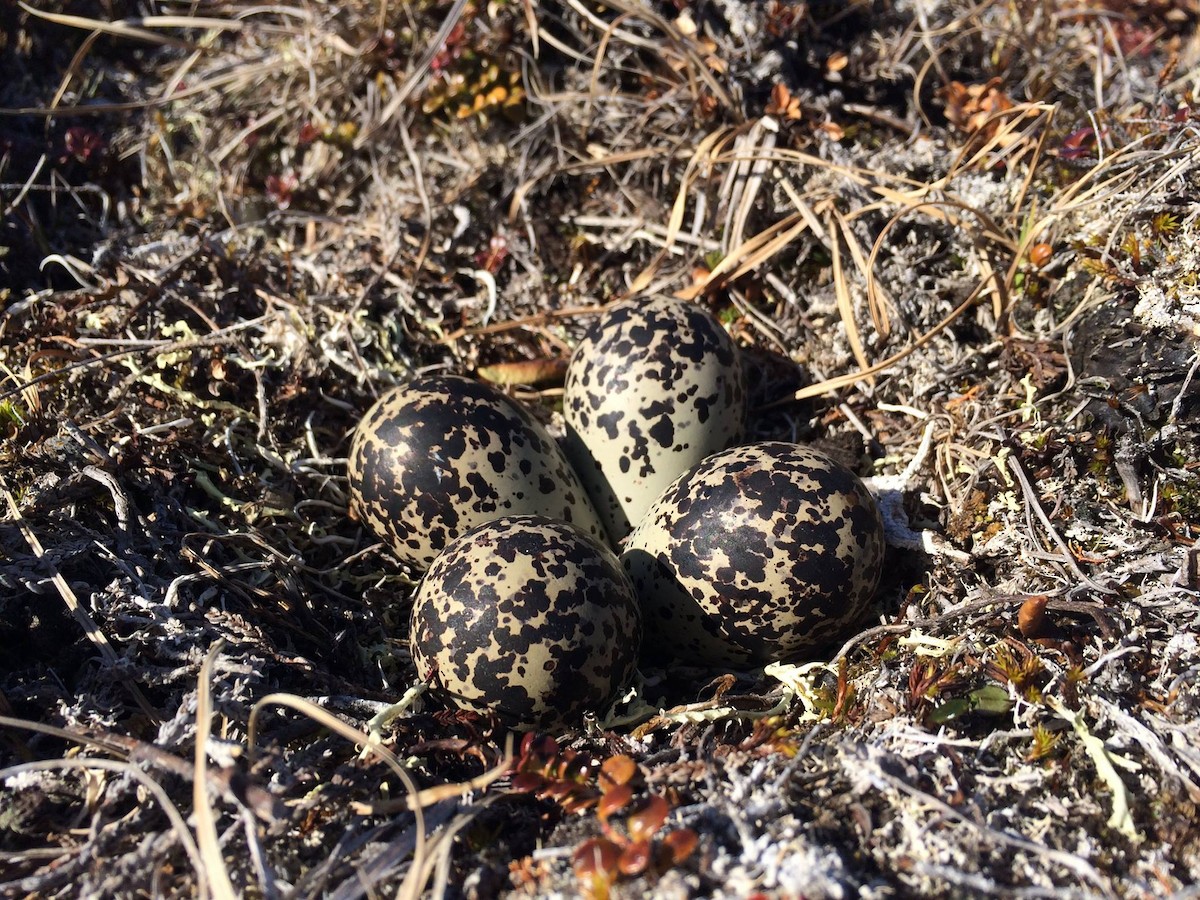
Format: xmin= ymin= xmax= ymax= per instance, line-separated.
xmin=3 ymin=1 xmax=1200 ymax=897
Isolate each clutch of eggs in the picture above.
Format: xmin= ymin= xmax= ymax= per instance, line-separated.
xmin=563 ymin=295 xmax=746 ymax=542
xmin=347 ymin=373 xmax=606 ymax=570
xmin=622 ymin=442 xmax=886 ymax=668
xmin=346 ymin=302 xmax=887 ymax=727
xmin=409 ymin=516 xmax=642 ymax=729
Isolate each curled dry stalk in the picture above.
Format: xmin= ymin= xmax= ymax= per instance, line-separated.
xmin=0 ymin=720 xmax=207 ymax=896
xmin=246 ymin=687 xmax=513 ymax=899
xmin=194 ymin=642 xmax=237 ymax=900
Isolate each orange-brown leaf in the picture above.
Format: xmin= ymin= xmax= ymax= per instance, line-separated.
xmin=765 ymin=83 xmax=802 ymax=120
xmin=661 ymin=828 xmax=699 ymax=864
xmin=561 ymin=794 xmax=600 ymax=815
xmin=599 ymin=755 xmax=637 ymax=790
xmin=509 ymin=772 xmax=544 ymax=793
xmin=1018 ymin=595 xmax=1049 ymax=638
xmin=1029 ymin=243 xmax=1053 ymax=269
xmin=573 ymin=838 xmax=621 ymax=877
xmin=628 ymin=795 xmax=669 ymax=842
xmin=618 ymin=839 xmax=652 ymax=876
xmin=598 ymin=784 xmax=633 ymax=821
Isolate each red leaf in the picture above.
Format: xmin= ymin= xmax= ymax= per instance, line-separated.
xmin=661 ymin=828 xmax=699 ymax=864
xmin=572 ymin=838 xmax=621 ymax=877
xmin=628 ymin=795 xmax=669 ymax=842
xmin=597 ymin=784 xmax=633 ymax=822
xmin=598 ymin=755 xmax=637 ymax=790
xmin=509 ymin=772 xmax=544 ymax=793
xmin=618 ymin=839 xmax=652 ymax=876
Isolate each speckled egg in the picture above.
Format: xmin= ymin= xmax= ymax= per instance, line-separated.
xmin=409 ymin=515 xmax=642 ymax=729
xmin=348 ymin=374 xmax=605 ymax=570
xmin=621 ymin=442 xmax=885 ymax=667
xmin=563 ymin=295 xmax=745 ymax=543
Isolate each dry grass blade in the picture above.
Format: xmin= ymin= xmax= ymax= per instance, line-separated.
xmin=866 ymin=197 xmax=1013 ymax=328
xmin=739 ymin=145 xmax=908 ymax=192
xmin=947 ymin=103 xmax=1056 ymax=177
xmin=0 ymin=360 xmax=42 ymax=418
xmin=508 ymin=147 xmax=689 ymax=221
xmin=1006 ymin=454 xmax=1117 ymax=596
xmin=833 ymin=205 xmax=892 ymax=341
xmin=668 ymin=127 xmax=736 ymax=250
xmin=722 ymin=120 xmax=777 ymax=254
xmin=246 ymin=692 xmax=428 ymax=871
xmin=586 ymin=9 xmax=636 ymax=126
xmin=17 ymin=3 xmax=306 ymax=37
xmin=631 ymin=127 xmax=735 ymax=293
xmin=51 ymin=31 xmax=106 ymax=111
xmin=1027 ymin=140 xmax=1161 ymax=218
xmin=567 ymin=0 xmax=734 ymax=111
xmin=909 ymin=17 xmax=978 ymax=129
xmin=247 ymin=693 xmax=414 ymax=782
xmin=17 ymin=3 xmax=198 ymax=47
xmin=1098 ymin=145 xmax=1200 ymax=262
xmin=677 ymin=211 xmax=809 ymax=301
xmin=1006 ymin=106 xmax=1055 ymax=235
xmin=978 ymin=246 xmax=1005 ymax=322
xmin=358 ymin=0 xmax=472 ymax=144
xmin=521 ymin=0 xmax=539 ymax=57
xmin=354 ymin=736 xmax=513 ymax=815
xmin=246 ymin=692 xmax=511 ymax=898
xmin=0 ymin=55 xmax=282 ymax=116
xmin=866 ymin=187 xmax=1016 ymax=252
xmin=827 ymin=206 xmax=873 ymax=378
xmin=777 ymin=277 xmax=992 ymax=404
xmin=398 ymin=117 xmax=434 ymax=277
xmin=193 ymin=641 xmax=238 ymax=900
xmin=0 ymin=714 xmax=130 ymax=758
xmin=442 ymin=303 xmax=605 ymax=343
xmin=408 ymin=795 xmax=505 ymax=900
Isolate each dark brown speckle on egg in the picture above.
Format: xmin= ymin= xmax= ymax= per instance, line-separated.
xmin=621 ymin=442 xmax=885 ymax=667
xmin=347 ymin=374 xmax=605 ymax=570
xmin=409 ymin=515 xmax=642 ymax=729
xmin=563 ymin=295 xmax=745 ymax=543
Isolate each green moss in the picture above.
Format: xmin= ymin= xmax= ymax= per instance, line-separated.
xmin=1163 ymin=477 xmax=1200 ymax=522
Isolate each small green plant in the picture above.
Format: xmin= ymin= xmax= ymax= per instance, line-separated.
xmin=908 ymin=657 xmax=967 ymax=712
xmin=987 ymin=640 xmax=1046 ymax=701
xmin=1163 ymin=477 xmax=1200 ymax=522
xmin=929 ymin=685 xmax=1013 ymax=725
xmin=1026 ymin=723 xmax=1062 ymax=762
xmin=1151 ymin=212 xmax=1180 ymax=242
xmin=1088 ymin=432 xmax=1113 ymax=478
xmin=809 ymin=656 xmax=856 ymax=723
xmin=0 ymin=398 xmax=27 ymax=432
xmin=1062 ymin=663 xmax=1088 ymax=706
